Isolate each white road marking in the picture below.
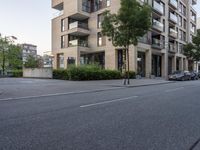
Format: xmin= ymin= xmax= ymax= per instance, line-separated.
xmin=165 ymin=87 xmax=184 ymax=93
xmin=80 ymin=96 xmax=139 ymax=108
xmin=0 ymin=87 xmax=123 ymax=101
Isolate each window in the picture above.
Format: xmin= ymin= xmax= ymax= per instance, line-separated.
xmin=61 ymin=35 xmax=65 ymax=48
xmin=106 ymin=0 xmax=111 ymax=6
xmin=61 ymin=19 xmax=65 ymax=32
xmin=178 ymin=15 xmax=182 ymax=27
xmin=98 ymin=33 xmax=102 ymax=46
xmin=98 ymin=14 xmax=104 ymax=28
xmin=97 ymin=32 xmax=106 ymax=46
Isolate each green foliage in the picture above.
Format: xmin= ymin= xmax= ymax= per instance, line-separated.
xmin=24 ymin=55 xmax=39 ymax=68
xmin=53 ymin=69 xmax=69 ymax=80
xmin=101 ymin=0 xmax=152 ymax=47
xmin=123 ymin=71 xmax=136 ymax=79
xmin=11 ymin=70 xmax=23 ymax=77
xmin=0 ymin=36 xmax=22 ymax=75
xmin=53 ymin=65 xmax=123 ymax=81
xmin=184 ymin=29 xmax=200 ymax=62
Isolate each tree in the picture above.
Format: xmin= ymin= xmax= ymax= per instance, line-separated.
xmin=183 ymin=29 xmax=200 ymax=71
xmin=101 ymin=0 xmax=151 ymax=84
xmin=24 ymin=55 xmax=40 ymax=68
xmin=0 ymin=36 xmax=22 ymax=76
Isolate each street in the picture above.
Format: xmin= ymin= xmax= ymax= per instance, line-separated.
xmin=0 ymin=79 xmax=200 ymax=150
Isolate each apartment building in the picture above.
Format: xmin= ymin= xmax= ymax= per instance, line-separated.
xmin=52 ymin=0 xmax=197 ymax=78
xmin=21 ymin=44 xmax=37 ymax=63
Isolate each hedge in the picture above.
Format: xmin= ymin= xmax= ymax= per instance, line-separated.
xmin=11 ymin=70 xmax=23 ymax=77
xmin=53 ymin=65 xmax=122 ymax=81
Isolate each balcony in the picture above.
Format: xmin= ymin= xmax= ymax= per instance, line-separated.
xmin=169 ymin=44 xmax=176 ymax=53
xmin=169 ymin=28 xmax=178 ymax=38
xmin=69 ymin=40 xmax=88 ymax=47
xmin=52 ymin=0 xmax=63 ymax=10
xmin=169 ymin=13 xmax=178 ymax=23
xmin=68 ymin=21 xmax=90 ymax=36
xmin=153 ymin=0 xmax=164 ymax=15
xmin=152 ymin=38 xmax=164 ymax=49
xmin=69 ymin=21 xmax=88 ymax=30
xmin=169 ymin=0 xmax=178 ymax=9
xmin=152 ymin=19 xmax=164 ymax=32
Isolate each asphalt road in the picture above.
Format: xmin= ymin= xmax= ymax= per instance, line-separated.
xmin=1 ymin=80 xmax=200 ymax=150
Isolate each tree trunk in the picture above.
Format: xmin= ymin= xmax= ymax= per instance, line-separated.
xmin=127 ymin=46 xmax=130 ymax=85
xmin=123 ymin=48 xmax=127 ymax=85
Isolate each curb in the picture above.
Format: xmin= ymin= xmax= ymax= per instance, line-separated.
xmin=109 ymin=81 xmax=175 ymax=88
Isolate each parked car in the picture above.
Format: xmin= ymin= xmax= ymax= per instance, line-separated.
xmin=169 ymin=71 xmax=191 ymax=81
xmin=190 ymin=71 xmax=199 ymax=80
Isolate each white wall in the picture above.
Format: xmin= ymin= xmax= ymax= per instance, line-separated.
xmin=23 ymin=68 xmax=52 ymax=78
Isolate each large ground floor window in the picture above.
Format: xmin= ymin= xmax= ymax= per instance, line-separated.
xmin=80 ymin=52 xmax=105 ymax=68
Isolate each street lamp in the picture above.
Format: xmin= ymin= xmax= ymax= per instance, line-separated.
xmin=0 ymin=35 xmax=18 ymax=76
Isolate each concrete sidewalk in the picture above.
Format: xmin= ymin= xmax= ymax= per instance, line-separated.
xmin=0 ymin=78 xmax=174 ymax=100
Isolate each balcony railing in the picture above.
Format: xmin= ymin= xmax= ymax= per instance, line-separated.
xmin=153 ymin=0 xmax=164 ymax=14
xmin=69 ymin=21 xmax=89 ymax=30
xmin=169 ymin=28 xmax=178 ymax=38
xmin=152 ymin=38 xmax=164 ymax=49
xmin=69 ymin=39 xmax=88 ymax=47
xmin=152 ymin=19 xmax=164 ymax=31
xmin=169 ymin=13 xmax=178 ymax=23
xmin=169 ymin=0 xmax=178 ymax=8
xmin=169 ymin=44 xmax=176 ymax=52
xmin=52 ymin=10 xmax=64 ymax=18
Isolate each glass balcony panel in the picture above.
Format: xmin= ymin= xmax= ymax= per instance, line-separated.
xmin=152 ymin=19 xmax=164 ymax=31
xmin=169 ymin=28 xmax=178 ymax=38
xmin=169 ymin=0 xmax=178 ymax=8
xmin=69 ymin=21 xmax=89 ymax=30
xmin=153 ymin=0 xmax=164 ymax=14
xmin=169 ymin=13 xmax=178 ymax=23
xmin=69 ymin=40 xmax=88 ymax=47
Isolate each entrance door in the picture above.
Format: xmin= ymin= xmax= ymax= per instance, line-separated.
xmin=137 ymin=52 xmax=146 ymax=77
xmin=152 ymin=55 xmax=162 ymax=77
xmin=168 ymin=57 xmax=173 ymax=75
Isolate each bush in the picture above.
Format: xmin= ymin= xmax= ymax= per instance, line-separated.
xmin=53 ymin=69 xmax=69 ymax=80
xmin=123 ymin=71 xmax=136 ymax=79
xmin=11 ymin=70 xmax=23 ymax=77
xmin=53 ymin=65 xmax=122 ymax=81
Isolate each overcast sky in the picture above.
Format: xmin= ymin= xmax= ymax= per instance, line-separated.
xmin=0 ymin=1 xmax=199 ymax=55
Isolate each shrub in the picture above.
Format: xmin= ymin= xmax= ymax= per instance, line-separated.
xmin=11 ymin=70 xmax=23 ymax=77
xmin=123 ymin=71 xmax=136 ymax=79
xmin=53 ymin=65 xmax=122 ymax=81
xmin=53 ymin=69 xmax=69 ymax=80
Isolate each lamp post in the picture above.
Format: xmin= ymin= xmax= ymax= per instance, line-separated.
xmin=0 ymin=35 xmax=17 ymax=76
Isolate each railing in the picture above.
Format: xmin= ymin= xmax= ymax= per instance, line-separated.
xmin=169 ymin=44 xmax=176 ymax=52
xmin=69 ymin=40 xmax=88 ymax=47
xmin=69 ymin=21 xmax=88 ymax=30
xmin=169 ymin=0 xmax=178 ymax=8
xmin=152 ymin=19 xmax=164 ymax=31
xmin=152 ymin=38 xmax=164 ymax=49
xmin=153 ymin=0 xmax=164 ymax=14
xmin=52 ymin=10 xmax=64 ymax=18
xmin=169 ymin=13 xmax=178 ymax=23
xmin=169 ymin=28 xmax=178 ymax=38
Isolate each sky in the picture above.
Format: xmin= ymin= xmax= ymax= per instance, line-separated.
xmin=0 ymin=1 xmax=200 ymax=56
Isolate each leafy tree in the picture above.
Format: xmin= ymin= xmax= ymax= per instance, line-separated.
xmin=0 ymin=36 xmax=22 ymax=75
xmin=24 ymin=55 xmax=40 ymax=68
xmin=101 ymin=0 xmax=151 ymax=84
xmin=183 ymin=29 xmax=200 ymax=71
